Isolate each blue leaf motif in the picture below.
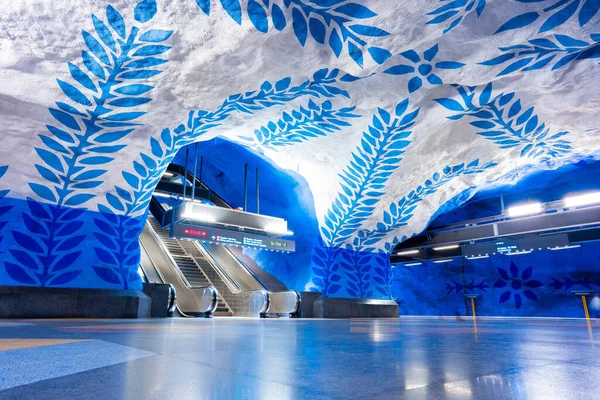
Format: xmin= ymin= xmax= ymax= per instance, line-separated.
xmin=495 ymin=12 xmax=540 ymax=34
xmin=248 ymin=0 xmax=269 ymax=33
xmin=139 ymin=29 xmax=174 ymax=42
xmin=134 ymin=0 xmax=157 ymax=24
xmin=93 ymin=266 xmax=122 ymax=284
xmin=48 ymin=270 xmax=82 ymax=286
xmin=5 ymin=262 xmax=38 ymax=284
xmin=106 ymin=5 xmax=126 ymax=38
xmin=333 ymin=3 xmax=377 ymax=19
xmin=272 ymin=4 xmax=287 ymax=31
xmin=539 ymin=0 xmax=580 ymax=32
xmin=195 ymin=0 xmax=211 ymax=15
xmin=434 ymin=98 xmax=465 ymax=111
xmin=29 ymin=183 xmax=57 ymax=203
xmin=292 ymin=8 xmax=308 ymax=46
xmin=220 ymin=0 xmax=243 ymax=24
xmin=12 ymin=231 xmax=44 ymax=253
xmin=309 ymin=17 xmax=327 ymax=44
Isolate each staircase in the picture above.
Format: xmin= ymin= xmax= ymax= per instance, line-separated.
xmin=147 ymin=217 xmax=232 ymax=316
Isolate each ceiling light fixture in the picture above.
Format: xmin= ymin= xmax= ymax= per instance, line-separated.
xmin=433 ymin=244 xmax=460 ymax=251
xmin=549 ymin=245 xmax=581 ymax=251
xmin=507 ymin=203 xmax=544 ymax=218
xmin=563 ymin=192 xmax=600 ymax=208
xmin=433 ymin=259 xmax=454 ymax=264
xmin=404 ymin=262 xmax=422 ymax=267
xmin=397 ymin=249 xmax=420 ymax=256
xmin=466 ymin=255 xmax=489 ymax=260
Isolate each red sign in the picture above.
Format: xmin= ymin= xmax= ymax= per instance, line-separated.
xmin=184 ymin=228 xmax=207 ymax=237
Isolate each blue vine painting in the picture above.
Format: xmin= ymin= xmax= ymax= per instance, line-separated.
xmin=193 ymin=0 xmax=392 ymax=66
xmin=435 ymin=83 xmax=572 ymax=160
xmin=0 ymin=0 xmax=597 ymax=307
xmin=4 ymin=0 xmax=172 ymax=288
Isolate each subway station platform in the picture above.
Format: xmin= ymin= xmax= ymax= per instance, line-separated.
xmin=0 ymin=317 xmax=599 ymax=399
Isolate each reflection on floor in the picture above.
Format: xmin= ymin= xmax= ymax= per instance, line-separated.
xmin=0 ymin=317 xmax=599 ymax=399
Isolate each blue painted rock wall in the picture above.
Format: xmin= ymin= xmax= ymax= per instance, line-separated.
xmin=393 ymin=242 xmax=600 ymax=318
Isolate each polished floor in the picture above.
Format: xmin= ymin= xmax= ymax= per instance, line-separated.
xmin=0 ymin=317 xmax=599 ymax=399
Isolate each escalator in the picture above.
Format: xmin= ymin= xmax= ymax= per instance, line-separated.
xmin=138 ymin=216 xmax=232 ymax=317
xmin=145 ymin=164 xmax=301 ymax=317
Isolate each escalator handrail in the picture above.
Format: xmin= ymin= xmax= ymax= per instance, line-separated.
xmin=146 ymin=220 xmax=213 ymax=290
xmin=217 ymin=244 xmax=301 ymax=314
xmin=139 ymin=230 xmax=217 ymax=317
xmin=193 ymin=241 xmax=244 ymax=294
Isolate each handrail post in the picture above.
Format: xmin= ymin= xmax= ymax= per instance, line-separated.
xmin=256 ymin=165 xmax=259 ymax=214
xmin=243 ymin=163 xmax=248 ymax=211
xmin=182 ymin=147 xmax=189 ymax=202
xmin=191 ymin=143 xmax=198 ymax=202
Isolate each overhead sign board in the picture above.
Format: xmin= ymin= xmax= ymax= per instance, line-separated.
xmin=170 ymin=223 xmax=295 ymax=252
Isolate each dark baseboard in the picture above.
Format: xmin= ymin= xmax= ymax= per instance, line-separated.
xmin=0 ymin=286 xmax=151 ymax=318
xmin=313 ymin=297 xmax=399 ymax=318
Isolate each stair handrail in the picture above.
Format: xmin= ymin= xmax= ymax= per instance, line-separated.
xmin=192 ymin=241 xmax=244 ymax=294
xmin=146 ymin=219 xmax=210 ymax=290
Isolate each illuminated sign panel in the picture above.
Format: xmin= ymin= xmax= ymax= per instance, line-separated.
xmin=171 ymin=223 xmax=295 ymax=252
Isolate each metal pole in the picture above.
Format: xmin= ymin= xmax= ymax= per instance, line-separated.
xmin=243 ymin=163 xmax=248 ymax=211
xmin=199 ymin=156 xmax=203 ymax=184
xmin=191 ymin=143 xmax=198 ymax=202
xmin=256 ymin=166 xmax=260 ymax=214
xmin=182 ymin=147 xmax=189 ymax=202
xmin=500 ymin=193 xmax=505 ymax=213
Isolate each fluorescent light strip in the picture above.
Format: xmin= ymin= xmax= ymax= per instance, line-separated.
xmin=466 ymin=255 xmax=489 ymax=260
xmin=404 ymin=262 xmax=422 ymax=267
xmin=433 ymin=259 xmax=454 ymax=264
xmin=397 ymin=249 xmax=420 ymax=256
xmin=506 ymin=250 xmax=532 ymax=256
xmin=549 ymin=245 xmax=581 ymax=251
xmin=163 ymin=171 xmax=175 ymax=178
xmin=564 ymin=192 xmax=600 ymax=208
xmin=507 ymin=203 xmax=543 ymax=217
xmin=433 ymin=244 xmax=460 ymax=251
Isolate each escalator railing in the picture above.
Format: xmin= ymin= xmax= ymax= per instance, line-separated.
xmin=139 ymin=221 xmax=218 ymax=317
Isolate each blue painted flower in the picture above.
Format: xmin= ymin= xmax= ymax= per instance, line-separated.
xmin=383 ymin=44 xmax=464 ymax=93
xmin=494 ymin=261 xmax=542 ymax=309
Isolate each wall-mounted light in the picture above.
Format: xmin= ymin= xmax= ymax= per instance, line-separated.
xmin=404 ymin=262 xmax=422 ymax=267
xmin=563 ymin=192 xmax=600 ymax=208
xmin=549 ymin=245 xmax=581 ymax=251
xmin=433 ymin=244 xmax=460 ymax=251
xmin=507 ymin=203 xmax=544 ymax=218
xmin=397 ymin=249 xmax=420 ymax=256
xmin=466 ymin=255 xmax=489 ymax=260
xmin=433 ymin=259 xmax=454 ymax=263
xmin=506 ymin=250 xmax=532 ymax=256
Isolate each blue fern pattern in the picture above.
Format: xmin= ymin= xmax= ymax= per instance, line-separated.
xmin=446 ymin=279 xmax=490 ymax=294
xmin=93 ymin=68 xmax=352 ymax=286
xmin=239 ymin=99 xmax=360 ymax=150
xmin=480 ymin=34 xmax=600 ymax=75
xmin=194 ymin=0 xmax=392 ymax=67
xmin=549 ymin=276 xmax=600 ymax=291
xmin=496 ymin=0 xmax=599 ymax=35
xmin=311 ymin=99 xmax=420 ymax=296
xmin=383 ymin=44 xmax=465 ymax=93
xmin=335 ymin=160 xmax=495 ymax=297
xmin=357 ymin=160 xmax=496 ymax=251
xmin=426 ymin=0 xmax=487 ymax=34
xmin=435 ymin=83 xmax=573 ymax=160
xmin=6 ymin=0 xmax=170 ymax=287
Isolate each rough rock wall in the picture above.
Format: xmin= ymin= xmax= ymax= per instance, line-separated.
xmin=0 ymin=0 xmax=598 ymax=291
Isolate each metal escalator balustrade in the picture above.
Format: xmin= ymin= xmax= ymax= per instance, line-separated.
xmin=147 ymin=217 xmax=232 ymax=316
